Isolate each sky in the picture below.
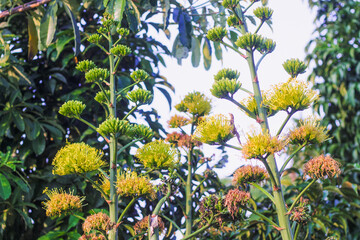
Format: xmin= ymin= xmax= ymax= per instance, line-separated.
xmin=149 ymin=0 xmax=317 ymax=178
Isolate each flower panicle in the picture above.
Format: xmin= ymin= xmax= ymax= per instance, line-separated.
xmin=59 ymin=100 xmax=86 ymax=118
xmin=288 ymin=117 xmax=329 ymax=145
xmin=304 ymin=155 xmax=341 ymax=179
xmin=116 ymin=171 xmax=156 ymax=200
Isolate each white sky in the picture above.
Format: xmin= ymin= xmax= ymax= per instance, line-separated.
xmin=149 ymin=0 xmax=316 ymax=178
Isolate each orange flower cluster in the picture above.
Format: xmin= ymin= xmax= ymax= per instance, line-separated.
xmin=43 ymin=188 xmax=83 ymax=217
xmin=79 ymin=233 xmax=105 ymax=240
xmin=165 ymin=132 xmax=201 ymax=148
xmin=168 ymin=114 xmax=190 ymax=128
xmin=304 ymin=155 xmax=341 ymax=179
xmin=82 ymin=212 xmax=114 ymax=234
xmin=224 ymin=189 xmax=250 ymax=219
xmin=232 ymin=165 xmax=268 ymax=186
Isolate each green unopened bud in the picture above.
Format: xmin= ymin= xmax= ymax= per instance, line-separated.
xmin=117 ymin=28 xmax=130 ymax=37
xmin=94 ymin=90 xmax=110 ymax=104
xmin=282 ymin=58 xmax=307 ymax=78
xmin=97 ymin=27 xmax=107 ymax=34
xmin=235 ymin=33 xmax=264 ymax=51
xmin=102 ymin=19 xmax=115 ymax=29
xmin=130 ymin=69 xmax=149 ymax=82
xmin=206 ymin=27 xmax=227 ymax=42
xmin=130 ymin=124 xmax=154 ymax=142
xmin=59 ymin=100 xmax=85 ymax=118
xmin=110 ymin=44 xmax=131 ymax=57
xmin=222 ymin=0 xmax=240 ymax=9
xmin=85 ymin=68 xmax=110 ymax=83
xmin=253 ymin=6 xmax=273 ymax=21
xmin=257 ymin=38 xmax=276 ymax=54
xmin=214 ymin=68 xmax=240 ymax=81
xmin=227 ymin=15 xmax=240 ymax=27
xmin=97 ymin=118 xmax=131 ymax=136
xmin=127 ymin=88 xmax=153 ymax=105
xmin=211 ymin=78 xmax=242 ymax=98
xmin=87 ymin=34 xmax=102 ymax=44
xmin=76 ymin=60 xmax=97 ymax=72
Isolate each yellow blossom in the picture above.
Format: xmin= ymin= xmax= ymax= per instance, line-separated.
xmin=242 ymin=130 xmax=285 ymax=159
xmin=175 ymin=91 xmax=211 ymax=116
xmin=42 ymin=188 xmax=84 ymax=217
xmin=193 ymin=114 xmax=234 ymax=144
xmin=288 ymin=117 xmax=329 ymax=145
xmin=52 ymin=142 xmax=106 ymax=175
xmin=240 ymin=91 xmax=276 ymax=117
xmin=304 ymin=155 xmax=341 ymax=179
xmin=135 ymin=140 xmax=179 ymax=169
xmin=116 ymin=171 xmax=156 ymax=200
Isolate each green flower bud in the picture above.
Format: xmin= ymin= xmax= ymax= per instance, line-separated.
xmin=222 ymin=0 xmax=240 ymax=9
xmin=110 ymin=44 xmax=131 ymax=57
xmin=206 ymin=27 xmax=227 ymax=42
xmin=130 ymin=124 xmax=154 ymax=142
xmin=102 ymin=19 xmax=115 ymax=29
xmin=75 ymin=60 xmax=97 ymax=72
xmin=210 ymin=78 xmax=242 ymax=98
xmin=87 ymin=34 xmax=102 ymax=44
xmin=235 ymin=33 xmax=265 ymax=51
xmin=257 ymin=38 xmax=276 ymax=54
xmin=126 ymin=88 xmax=153 ymax=105
xmin=97 ymin=27 xmax=107 ymax=34
xmin=130 ymin=69 xmax=149 ymax=82
xmin=282 ymin=58 xmax=307 ymax=78
xmin=227 ymin=15 xmax=240 ymax=27
xmin=253 ymin=6 xmax=274 ymax=21
xmin=174 ymin=102 xmax=188 ymax=113
xmin=85 ymin=68 xmax=110 ymax=83
xmin=175 ymin=91 xmax=211 ymax=116
xmin=117 ymin=28 xmax=130 ymax=37
xmin=94 ymin=90 xmax=110 ymax=104
xmin=59 ymin=100 xmax=85 ymax=118
xmin=214 ymin=68 xmax=240 ymax=81
xmin=97 ymin=118 xmax=131 ymax=137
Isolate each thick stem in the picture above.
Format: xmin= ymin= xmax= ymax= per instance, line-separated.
xmin=108 ymin=34 xmax=118 ymax=240
xmin=182 ymin=215 xmax=214 ymax=240
xmin=236 ymin=4 xmax=293 ymax=239
xmin=185 ymin=147 xmax=193 ymax=237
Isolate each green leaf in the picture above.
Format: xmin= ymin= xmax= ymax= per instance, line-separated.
xmin=40 ymin=2 xmax=58 ymax=48
xmin=191 ymin=37 xmax=200 ymax=67
xmin=114 ymin=0 xmax=126 ymax=23
xmin=214 ymin=41 xmax=222 ymax=61
xmin=5 ymin=173 xmax=29 ymax=193
xmin=63 ymin=3 xmax=81 ymax=56
xmin=203 ymin=39 xmax=212 ymax=70
xmin=156 ymin=87 xmax=172 ymax=110
xmin=0 ymin=33 xmax=10 ymax=65
xmin=12 ymin=111 xmax=25 ymax=132
xmin=24 ymin=119 xmax=41 ymax=141
xmin=27 ymin=15 xmax=38 ymax=60
xmin=32 ymin=134 xmax=45 ymax=155
xmin=125 ymin=0 xmax=140 ymax=32
xmin=0 ymin=173 xmax=11 ymax=200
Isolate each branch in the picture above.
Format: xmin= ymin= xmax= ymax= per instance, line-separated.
xmin=251 ymin=183 xmax=275 ymax=204
xmin=245 ymin=208 xmax=281 ymax=229
xmin=0 ymin=0 xmax=52 ymax=19
xmin=287 ymin=178 xmax=316 ymax=214
xmin=280 ymin=142 xmax=307 ymax=175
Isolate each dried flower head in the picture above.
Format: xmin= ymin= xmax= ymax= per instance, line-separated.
xmin=82 ymin=212 xmax=114 ymax=234
xmin=52 ymin=142 xmax=106 ymax=175
xmin=76 ymin=60 xmax=97 ymax=72
xmin=175 ymin=91 xmax=211 ymax=116
xmin=283 ymin=58 xmax=307 ymax=78
xmin=235 ymin=33 xmax=264 ymax=51
xmin=135 ymin=140 xmax=179 ymax=169
xmin=193 ymin=114 xmax=234 ymax=144
xmin=199 ymin=195 xmax=225 ymax=226
xmin=267 ymin=78 xmax=319 ymax=113
xmin=214 ymin=68 xmax=240 ymax=81
xmin=126 ymin=88 xmax=153 ymax=105
xmin=97 ymin=118 xmax=131 ymax=137
xmin=59 ymin=100 xmax=86 ymax=118
xmin=110 ymin=44 xmax=131 ymax=57
xmin=304 ymin=155 xmax=341 ymax=179
xmin=165 ymin=132 xmax=182 ymax=145
xmin=224 ymin=189 xmax=250 ymax=219
xmin=232 ymin=165 xmax=268 ymax=186
xmin=242 ymin=130 xmax=285 ymax=159
xmin=289 ymin=198 xmax=311 ymax=224
xmin=79 ymin=233 xmax=105 ymax=240
xmin=42 ymin=188 xmax=84 ymax=217
xmin=130 ymin=69 xmax=149 ymax=82
xmin=166 ymin=132 xmax=201 ymax=149
xmin=288 ymin=117 xmax=329 ymax=145
xmin=85 ymin=68 xmax=110 ymax=83
xmin=168 ymin=114 xmax=190 ymax=128
xmin=134 ymin=215 xmax=165 ymax=238
xmin=116 ymin=171 xmax=156 ymax=199
xmin=207 ymin=27 xmax=227 ymax=42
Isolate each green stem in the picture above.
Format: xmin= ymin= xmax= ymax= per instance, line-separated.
xmin=185 ymin=147 xmax=193 ymax=237
xmin=293 ymin=223 xmax=300 ymax=240
xmin=245 ymin=208 xmax=280 ymax=229
xmin=259 ymin=159 xmax=278 ymax=190
xmin=122 ymin=105 xmax=137 ymax=120
xmin=222 ymin=143 xmax=242 ymax=151
xmin=117 ymin=82 xmax=138 ymax=96
xmin=251 ymin=183 xmax=275 ymax=204
xmin=221 ymin=41 xmax=247 ymax=59
xmin=160 ymin=214 xmax=185 ymax=236
xmin=255 ymin=52 xmax=269 ymax=72
xmin=113 ymin=57 xmax=122 ymax=73
xmin=287 ymin=178 xmax=317 ymax=213
xmin=117 ymin=197 xmax=136 ymax=224
xmin=254 ymin=20 xmax=264 ymax=34
xmin=81 ymin=173 xmax=108 ymax=199
xmin=239 ymin=87 xmax=254 ymax=95
xmin=96 ymin=43 xmax=110 ymax=54
xmin=243 ymin=1 xmax=256 ymax=13
xmin=72 ymin=213 xmax=85 ymax=221
xmin=276 ymin=112 xmax=294 ymax=136
xmin=97 ymin=82 xmax=111 ymax=104
xmin=181 ymin=215 xmax=214 ymax=240
xmin=191 ymin=177 xmax=207 ymax=195
xmin=224 ymin=96 xmax=256 ymax=118
xmin=280 ymin=142 xmax=307 ymax=174
xmin=175 ymin=172 xmax=186 ymax=185
xmin=117 ymin=138 xmax=143 ymax=155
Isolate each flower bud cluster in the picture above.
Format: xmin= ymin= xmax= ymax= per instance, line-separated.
xmin=76 ymin=60 xmax=97 ymax=72
xmin=207 ymin=27 xmax=227 ymax=42
xmin=126 ymin=88 xmax=153 ymax=105
xmin=232 ymin=165 xmax=268 ymax=187
xmin=253 ymin=6 xmax=273 ymax=21
xmin=283 ymin=58 xmax=307 ymax=78
xmin=85 ymin=68 xmax=110 ymax=83
xmin=97 ymin=118 xmax=131 ymax=137
xmin=175 ymin=91 xmax=212 ymax=117
xmin=131 ymin=69 xmax=150 ymax=82
xmin=110 ymin=44 xmax=132 ymax=57
xmin=59 ymin=100 xmax=86 ymax=118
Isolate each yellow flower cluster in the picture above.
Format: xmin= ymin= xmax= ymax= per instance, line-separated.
xmin=304 ymin=155 xmax=341 ymax=179
xmin=168 ymin=114 xmax=190 ymax=128
xmin=42 ymin=188 xmax=84 ymax=217
xmin=52 ymin=143 xmax=106 ymax=175
xmin=175 ymin=91 xmax=211 ymax=117
xmin=266 ymin=78 xmax=319 ymax=113
xmin=232 ymin=165 xmax=268 ymax=186
xmin=242 ymin=131 xmax=285 ymax=159
xmin=135 ymin=140 xmax=179 ymax=169
xmin=116 ymin=171 xmax=156 ymax=200
xmin=240 ymin=91 xmax=276 ymax=117
xmin=193 ymin=114 xmax=234 ymax=144
xmin=288 ymin=117 xmax=329 ymax=145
